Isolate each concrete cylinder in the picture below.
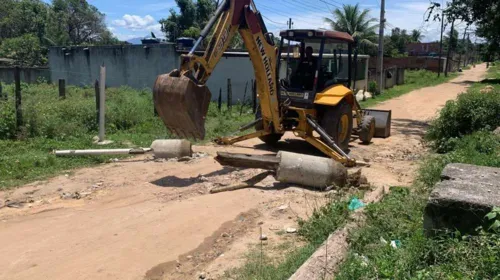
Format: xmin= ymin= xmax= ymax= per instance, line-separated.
xmin=151 ymin=139 xmax=192 ymax=159
xmin=276 ymin=151 xmax=347 ymax=189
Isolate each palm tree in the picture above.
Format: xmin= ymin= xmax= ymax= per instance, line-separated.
xmin=324 ymin=4 xmax=379 ymax=52
xmin=410 ymin=29 xmax=424 ymax=43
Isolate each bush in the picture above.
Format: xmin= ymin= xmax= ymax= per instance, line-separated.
xmin=426 ymin=89 xmax=500 ymax=152
xmin=418 ymin=131 xmax=500 ymax=189
xmin=368 ymin=81 xmax=377 ymax=94
xmin=0 ymin=99 xmax=16 ymax=139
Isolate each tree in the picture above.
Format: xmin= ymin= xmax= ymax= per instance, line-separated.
xmin=0 ymin=34 xmax=46 ymax=66
xmin=0 ymin=0 xmax=119 ymax=65
xmin=0 ymin=0 xmax=48 ymax=43
xmin=46 ymin=0 xmax=118 ymax=46
xmin=324 ymin=4 xmax=379 ymax=53
xmin=159 ymin=0 xmax=213 ymax=41
xmin=410 ymin=29 xmax=424 ymax=43
xmin=428 ymin=0 xmax=500 ymax=59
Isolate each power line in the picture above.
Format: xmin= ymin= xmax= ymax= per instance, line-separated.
xmin=258 ymin=0 xmax=324 ymax=21
xmin=262 ymin=14 xmax=287 ymax=26
xmin=318 ymin=0 xmax=341 ymax=9
xmin=258 ymin=6 xmax=320 ymax=26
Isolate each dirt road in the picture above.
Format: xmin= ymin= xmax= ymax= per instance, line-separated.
xmin=0 ymin=65 xmax=486 ymax=280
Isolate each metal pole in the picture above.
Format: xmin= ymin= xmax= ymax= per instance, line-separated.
xmin=457 ymin=26 xmax=468 ymax=69
xmin=464 ymin=33 xmax=470 ymax=67
xmin=438 ymin=11 xmax=445 ymax=77
xmin=377 ymin=0 xmax=385 ymax=93
xmin=377 ymin=0 xmax=385 ymax=94
xmin=99 ymin=65 xmax=106 ymax=142
xmin=55 ymin=148 xmax=152 ymax=156
xmin=444 ymin=6 xmax=455 ymax=77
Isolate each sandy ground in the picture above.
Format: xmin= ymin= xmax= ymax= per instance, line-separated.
xmin=0 ymin=65 xmax=486 ymax=280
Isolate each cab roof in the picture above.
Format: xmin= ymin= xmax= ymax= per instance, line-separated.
xmin=279 ymin=29 xmax=354 ymax=43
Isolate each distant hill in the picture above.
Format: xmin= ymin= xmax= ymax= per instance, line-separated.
xmin=126 ymin=37 xmax=143 ymax=45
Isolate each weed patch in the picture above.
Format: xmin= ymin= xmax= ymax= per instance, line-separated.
xmin=225 ymin=196 xmax=351 ymax=280
xmin=0 ymin=83 xmax=254 ymax=189
xmin=336 ymin=65 xmax=500 ymax=279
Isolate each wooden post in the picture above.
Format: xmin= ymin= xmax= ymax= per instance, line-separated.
xmin=14 ymin=66 xmax=22 ymax=130
xmin=94 ymin=79 xmax=100 ymax=127
xmin=252 ymin=79 xmax=256 ymax=113
xmin=240 ymin=81 xmax=248 ymax=116
xmin=218 ymin=88 xmax=222 ymax=112
xmin=99 ymin=65 xmax=106 ymax=142
xmin=58 ymin=79 xmax=66 ymax=99
xmin=227 ymin=78 xmax=232 ymax=110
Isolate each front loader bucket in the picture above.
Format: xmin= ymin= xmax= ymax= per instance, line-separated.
xmin=363 ymin=109 xmax=392 ymax=138
xmin=153 ymin=70 xmax=211 ymax=140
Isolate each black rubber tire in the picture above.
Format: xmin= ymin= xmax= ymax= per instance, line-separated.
xmin=320 ymin=100 xmax=353 ymax=152
xmin=255 ymin=110 xmax=283 ymax=145
xmin=358 ymin=115 xmax=375 ymax=144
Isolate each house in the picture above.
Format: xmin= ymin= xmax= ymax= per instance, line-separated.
xmin=406 ymin=42 xmax=441 ymax=56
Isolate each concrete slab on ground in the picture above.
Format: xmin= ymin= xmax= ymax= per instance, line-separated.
xmin=424 ymin=163 xmax=500 ymax=235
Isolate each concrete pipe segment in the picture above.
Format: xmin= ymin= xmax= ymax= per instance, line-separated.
xmin=276 ymin=151 xmax=347 ymax=189
xmin=151 ymin=139 xmax=192 ymax=159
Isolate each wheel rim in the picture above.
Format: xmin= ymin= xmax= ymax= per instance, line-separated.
xmin=338 ymin=114 xmax=349 ymax=143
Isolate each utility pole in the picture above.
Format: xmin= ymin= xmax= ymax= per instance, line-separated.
xmin=377 ymin=0 xmax=385 ymax=94
xmin=444 ymin=1 xmax=455 ymax=77
xmin=287 ymin=18 xmax=293 ymax=29
xmin=457 ymin=26 xmax=468 ymax=69
xmin=437 ymin=11 xmax=445 ymax=77
xmin=464 ymin=33 xmax=470 ymax=67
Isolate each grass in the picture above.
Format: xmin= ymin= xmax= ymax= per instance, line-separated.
xmin=361 ymin=70 xmax=458 ymax=108
xmin=335 ymin=65 xmax=500 ymax=279
xmin=0 ymin=82 xmax=254 ymax=189
xmin=223 ymin=195 xmax=352 ymax=280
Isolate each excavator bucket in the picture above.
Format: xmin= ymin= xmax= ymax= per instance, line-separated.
xmin=153 ymin=69 xmax=212 ymax=140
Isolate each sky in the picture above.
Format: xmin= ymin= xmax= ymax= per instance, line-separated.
xmin=77 ymin=0 xmax=471 ymax=43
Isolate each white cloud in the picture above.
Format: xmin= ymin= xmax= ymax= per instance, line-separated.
xmin=114 ymin=33 xmax=139 ymax=41
xmin=112 ymin=14 xmax=158 ymax=31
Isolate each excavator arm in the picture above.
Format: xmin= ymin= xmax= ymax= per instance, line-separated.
xmin=153 ymin=0 xmax=281 ymax=140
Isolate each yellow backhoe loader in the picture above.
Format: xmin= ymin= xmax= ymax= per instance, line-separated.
xmin=153 ymin=0 xmax=391 ymax=167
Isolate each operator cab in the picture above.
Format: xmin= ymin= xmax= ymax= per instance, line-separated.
xmin=277 ymin=29 xmax=355 ymax=108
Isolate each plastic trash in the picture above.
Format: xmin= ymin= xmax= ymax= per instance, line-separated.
xmin=390 ymin=240 xmax=402 ymax=248
xmin=348 ymin=197 xmax=366 ymax=211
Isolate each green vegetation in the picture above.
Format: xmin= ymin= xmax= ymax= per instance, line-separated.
xmin=224 ymin=196 xmax=351 ymax=280
xmin=0 ymin=82 xmax=253 ymax=189
xmin=362 ymin=70 xmax=458 ymax=108
xmin=0 ymin=0 xmax=119 ymax=66
xmin=426 ymin=74 xmax=500 ymax=153
xmin=336 ymin=65 xmax=500 ymax=279
xmin=323 ymin=4 xmax=379 ymax=53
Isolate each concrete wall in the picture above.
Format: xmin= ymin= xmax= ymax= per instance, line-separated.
xmin=49 ymin=44 xmax=180 ymax=88
xmin=368 ymin=56 xmax=449 ymax=73
xmin=48 ymin=44 xmax=370 ymax=104
xmin=49 ymin=44 xmax=256 ymax=103
xmin=367 ymin=67 xmax=405 ymax=90
xmin=0 ymin=67 xmax=51 ymax=84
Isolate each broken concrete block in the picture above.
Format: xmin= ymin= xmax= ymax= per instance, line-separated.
xmin=424 ymin=163 xmax=500 ymax=235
